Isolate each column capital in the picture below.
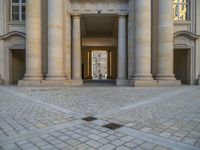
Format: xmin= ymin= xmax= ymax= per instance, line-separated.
xmin=118 ymin=12 xmax=128 ymax=17
xmin=71 ymin=12 xmax=81 ymax=17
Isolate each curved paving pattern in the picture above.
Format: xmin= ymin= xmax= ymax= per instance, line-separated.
xmin=0 ymin=86 xmax=200 ymax=150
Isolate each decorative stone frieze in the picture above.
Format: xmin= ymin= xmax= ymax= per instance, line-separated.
xmin=70 ymin=0 xmax=128 ymax=14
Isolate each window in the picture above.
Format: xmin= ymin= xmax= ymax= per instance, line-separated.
xmin=11 ymin=0 xmax=26 ymax=21
xmin=173 ymin=0 xmax=190 ymax=21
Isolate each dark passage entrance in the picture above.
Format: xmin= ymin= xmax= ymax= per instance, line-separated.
xmin=11 ymin=50 xmax=25 ymax=84
xmin=174 ymin=49 xmax=190 ymax=84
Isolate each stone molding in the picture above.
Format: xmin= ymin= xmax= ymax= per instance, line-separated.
xmin=70 ymin=0 xmax=128 ymax=14
xmin=174 ymin=31 xmax=200 ymax=40
xmin=0 ymin=31 xmax=25 ymax=40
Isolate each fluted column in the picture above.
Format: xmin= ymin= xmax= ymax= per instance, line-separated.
xmin=24 ymin=0 xmax=42 ymax=81
xmin=72 ymin=14 xmax=82 ymax=81
xmin=46 ymin=0 xmax=65 ymax=80
xmin=134 ymin=0 xmax=153 ymax=80
xmin=116 ymin=13 xmax=128 ymax=86
xmin=157 ymin=0 xmax=176 ymax=80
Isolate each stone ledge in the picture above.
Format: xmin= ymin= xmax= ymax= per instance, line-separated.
xmin=18 ymin=80 xmax=83 ymax=87
xmin=65 ymin=80 xmax=83 ymax=86
xmin=18 ymin=80 xmax=42 ymax=87
xmin=116 ymin=79 xmax=129 ymax=86
xmin=129 ymin=80 xmax=157 ymax=87
xmin=157 ymin=80 xmax=181 ymax=86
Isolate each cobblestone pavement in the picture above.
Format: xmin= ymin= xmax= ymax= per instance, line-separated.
xmin=0 ymin=85 xmax=200 ymax=150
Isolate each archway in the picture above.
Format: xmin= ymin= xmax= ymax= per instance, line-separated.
xmin=174 ymin=31 xmax=199 ymax=84
xmin=81 ymin=15 xmax=118 ymax=84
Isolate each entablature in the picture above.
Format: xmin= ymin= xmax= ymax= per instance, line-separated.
xmin=69 ymin=0 xmax=129 ymax=15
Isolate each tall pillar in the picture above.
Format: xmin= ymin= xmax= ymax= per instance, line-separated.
xmin=116 ymin=13 xmax=128 ymax=86
xmin=157 ymin=0 xmax=180 ymax=85
xmin=24 ymin=0 xmax=42 ymax=80
xmin=131 ymin=0 xmax=155 ymax=86
xmin=46 ymin=0 xmax=65 ymax=81
xmin=71 ymin=14 xmax=83 ymax=85
xmin=20 ymin=0 xmax=43 ymax=85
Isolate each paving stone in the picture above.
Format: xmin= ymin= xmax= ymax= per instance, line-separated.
xmin=140 ymin=142 xmax=156 ymax=150
xmin=115 ymin=145 xmax=131 ymax=150
xmin=86 ymin=140 xmax=102 ymax=148
xmin=98 ymin=144 xmax=116 ymax=150
xmin=159 ymin=132 xmax=172 ymax=138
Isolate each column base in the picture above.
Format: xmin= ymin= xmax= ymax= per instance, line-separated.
xmin=45 ymin=72 xmax=67 ymax=81
xmin=23 ymin=76 xmax=43 ymax=81
xmin=116 ymin=79 xmax=129 ymax=86
xmin=156 ymin=75 xmax=181 ymax=86
xmin=130 ymin=80 xmax=157 ymax=87
xmin=45 ymin=76 xmax=66 ymax=81
xmin=157 ymin=80 xmax=181 ymax=86
xmin=18 ymin=75 xmax=43 ymax=86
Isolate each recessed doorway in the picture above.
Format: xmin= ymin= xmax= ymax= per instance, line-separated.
xmin=10 ymin=50 xmax=25 ymax=84
xmin=174 ymin=49 xmax=191 ymax=84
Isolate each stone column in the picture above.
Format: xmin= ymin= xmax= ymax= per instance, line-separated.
xmin=46 ymin=0 xmax=65 ymax=81
xmin=116 ymin=13 xmax=128 ymax=86
xmin=131 ymin=0 xmax=155 ymax=86
xmin=157 ymin=0 xmax=180 ymax=85
xmin=23 ymin=0 xmax=43 ymax=81
xmin=71 ymin=14 xmax=83 ymax=85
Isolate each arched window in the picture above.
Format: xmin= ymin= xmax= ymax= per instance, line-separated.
xmin=173 ymin=0 xmax=190 ymax=21
xmin=11 ymin=0 xmax=26 ymax=21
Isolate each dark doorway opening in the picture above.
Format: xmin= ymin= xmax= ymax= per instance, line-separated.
xmin=174 ymin=49 xmax=190 ymax=84
xmin=11 ymin=50 xmax=25 ymax=84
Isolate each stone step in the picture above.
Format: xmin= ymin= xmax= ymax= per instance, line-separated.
xmin=83 ymin=79 xmax=116 ymax=86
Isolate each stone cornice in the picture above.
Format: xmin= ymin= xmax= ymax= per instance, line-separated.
xmin=174 ymin=31 xmax=200 ymax=40
xmin=0 ymin=31 xmax=26 ymax=40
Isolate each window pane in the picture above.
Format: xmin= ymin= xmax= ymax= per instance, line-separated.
xmin=22 ymin=13 xmax=25 ymax=20
xmin=21 ymin=0 xmax=25 ymax=3
xmin=12 ymin=6 xmax=19 ymax=13
xmin=22 ymin=6 xmax=25 ymax=13
xmin=173 ymin=0 xmax=190 ymax=21
xmin=12 ymin=0 xmax=19 ymax=3
xmin=12 ymin=13 xmax=19 ymax=21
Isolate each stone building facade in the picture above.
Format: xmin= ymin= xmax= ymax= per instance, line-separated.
xmin=0 ymin=0 xmax=200 ymax=86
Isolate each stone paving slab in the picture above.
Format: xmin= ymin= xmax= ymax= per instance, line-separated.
xmin=0 ymin=86 xmax=200 ymax=150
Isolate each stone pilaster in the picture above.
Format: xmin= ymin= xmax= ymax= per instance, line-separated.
xmin=116 ymin=13 xmax=128 ymax=86
xmin=46 ymin=0 xmax=66 ymax=81
xmin=156 ymin=0 xmax=181 ymax=86
xmin=18 ymin=0 xmax=43 ymax=86
xmin=130 ymin=0 xmax=156 ymax=86
xmin=71 ymin=14 xmax=83 ymax=86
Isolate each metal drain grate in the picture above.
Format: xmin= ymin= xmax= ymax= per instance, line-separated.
xmin=102 ymin=123 xmax=123 ymax=130
xmin=82 ymin=116 xmax=97 ymax=122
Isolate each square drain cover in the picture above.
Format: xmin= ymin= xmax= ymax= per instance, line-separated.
xmin=103 ymin=123 xmax=123 ymax=130
xmin=82 ymin=116 xmax=97 ymax=122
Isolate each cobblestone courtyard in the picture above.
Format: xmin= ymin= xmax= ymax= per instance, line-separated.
xmin=0 ymin=86 xmax=200 ymax=150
